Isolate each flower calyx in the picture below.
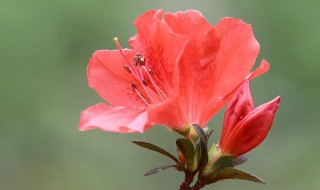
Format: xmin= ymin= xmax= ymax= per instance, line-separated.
xmin=132 ymin=124 xmax=265 ymax=189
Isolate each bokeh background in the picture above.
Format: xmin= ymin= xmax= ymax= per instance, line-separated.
xmin=1 ymin=0 xmax=320 ymax=189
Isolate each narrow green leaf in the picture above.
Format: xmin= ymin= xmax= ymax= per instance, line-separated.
xmin=176 ymin=138 xmax=195 ymax=170
xmin=213 ymin=155 xmax=233 ymax=171
xmin=132 ymin=140 xmax=181 ymax=165
xmin=144 ymin=164 xmax=176 ymax=176
xmin=206 ymin=167 xmax=266 ymax=184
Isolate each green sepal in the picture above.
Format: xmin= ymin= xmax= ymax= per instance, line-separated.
xmin=213 ymin=155 xmax=233 ymax=171
xmin=193 ymin=143 xmax=201 ymax=172
xmin=192 ymin=124 xmax=208 ymax=175
xmin=176 ymin=138 xmax=195 ymax=171
xmin=206 ymin=167 xmax=266 ymax=184
xmin=233 ymin=155 xmax=250 ymax=166
xmin=144 ymin=164 xmax=177 ymax=176
xmin=132 ymin=140 xmax=181 ymax=166
xmin=206 ymin=130 xmax=214 ymax=141
xmin=203 ymin=143 xmax=219 ymax=175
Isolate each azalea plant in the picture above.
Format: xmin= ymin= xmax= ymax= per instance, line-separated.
xmin=79 ymin=9 xmax=280 ymax=190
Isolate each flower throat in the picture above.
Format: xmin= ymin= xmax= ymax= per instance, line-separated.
xmin=114 ymin=37 xmax=169 ymax=106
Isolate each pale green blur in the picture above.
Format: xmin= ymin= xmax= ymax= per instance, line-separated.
xmin=1 ymin=0 xmax=319 ymax=189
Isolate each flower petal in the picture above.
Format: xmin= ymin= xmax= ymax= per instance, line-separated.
xmin=173 ymin=17 xmax=261 ymax=127
xmin=128 ymin=9 xmax=189 ymax=96
xmin=203 ymin=17 xmax=261 ymax=117
xmin=223 ymin=96 xmax=280 ymax=157
xmin=88 ymin=50 xmax=147 ymax=108
xmin=148 ymin=99 xmax=187 ymax=130
xmin=164 ymin=10 xmax=212 ymax=38
xmin=79 ymin=103 xmax=150 ymax=133
xmin=246 ymin=59 xmax=270 ymax=80
xmin=220 ymin=80 xmax=254 ymax=148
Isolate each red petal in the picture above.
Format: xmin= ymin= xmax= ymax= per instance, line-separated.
xmin=79 ymin=103 xmax=150 ymax=133
xmin=88 ymin=50 xmax=146 ymax=108
xmin=246 ymin=59 xmax=270 ymax=80
xmin=148 ymin=99 xmax=187 ymax=130
xmin=223 ymin=96 xmax=280 ymax=157
xmin=220 ymin=81 xmax=254 ymax=148
xmin=163 ymin=10 xmax=217 ymax=127
xmin=128 ymin=9 xmax=188 ymax=96
xmin=164 ymin=10 xmax=212 ymax=38
xmin=176 ymin=17 xmax=261 ymax=127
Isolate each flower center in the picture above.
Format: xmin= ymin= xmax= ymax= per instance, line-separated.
xmin=114 ymin=37 xmax=168 ymax=106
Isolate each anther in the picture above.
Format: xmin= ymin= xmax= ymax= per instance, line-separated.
xmin=132 ymin=83 xmax=137 ymax=89
xmin=148 ymin=68 xmax=154 ymax=75
xmin=123 ymin=64 xmax=131 ymax=73
xmin=133 ymin=52 xmax=146 ymax=67
xmin=133 ymin=56 xmax=138 ymax=67
xmin=142 ymin=79 xmax=148 ymax=86
xmin=139 ymin=57 xmax=145 ymax=66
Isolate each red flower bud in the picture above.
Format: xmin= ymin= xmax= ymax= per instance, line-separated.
xmin=219 ymin=81 xmax=280 ymax=158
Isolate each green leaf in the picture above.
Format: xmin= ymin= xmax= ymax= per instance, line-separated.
xmin=207 ymin=167 xmax=266 ymax=184
xmin=192 ymin=124 xmax=208 ymax=174
xmin=176 ymin=138 xmax=195 ymax=171
xmin=213 ymin=155 xmax=233 ymax=171
xmin=144 ymin=164 xmax=176 ymax=176
xmin=132 ymin=140 xmax=181 ymax=165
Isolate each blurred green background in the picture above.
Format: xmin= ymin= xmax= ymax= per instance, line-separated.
xmin=1 ymin=0 xmax=319 ymax=189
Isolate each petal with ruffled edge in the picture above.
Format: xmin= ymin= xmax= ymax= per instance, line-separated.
xmin=246 ymin=59 xmax=270 ymax=80
xmin=128 ymin=9 xmax=189 ymax=98
xmin=163 ymin=10 xmax=216 ymax=123
xmin=222 ymin=96 xmax=280 ymax=157
xmin=184 ymin=18 xmax=263 ymax=127
xmin=79 ymin=103 xmax=150 ymax=133
xmin=164 ymin=10 xmax=213 ymax=38
xmin=88 ymin=50 xmax=147 ymax=108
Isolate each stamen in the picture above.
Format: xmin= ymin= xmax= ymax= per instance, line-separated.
xmin=139 ymin=57 xmax=145 ymax=66
xmin=123 ymin=64 xmax=131 ymax=73
xmin=114 ymin=38 xmax=168 ymax=104
xmin=133 ymin=56 xmax=138 ymax=67
xmin=114 ymin=37 xmax=137 ymax=76
xmin=131 ymin=83 xmax=149 ymax=106
xmin=114 ymin=37 xmax=123 ymax=53
xmin=146 ymin=72 xmax=168 ymax=100
xmin=133 ymin=52 xmax=146 ymax=67
xmin=142 ymin=79 xmax=147 ymax=86
xmin=148 ymin=68 xmax=154 ymax=75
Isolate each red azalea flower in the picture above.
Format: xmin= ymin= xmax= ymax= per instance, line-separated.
xmin=219 ymin=80 xmax=280 ymax=158
xmin=79 ymin=9 xmax=270 ymax=133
